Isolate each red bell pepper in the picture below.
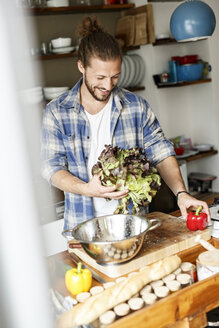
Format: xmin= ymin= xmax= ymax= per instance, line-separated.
xmin=187 ymin=205 xmax=208 ymax=231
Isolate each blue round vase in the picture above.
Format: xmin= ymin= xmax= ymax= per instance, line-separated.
xmin=170 ymin=0 xmax=216 ymax=42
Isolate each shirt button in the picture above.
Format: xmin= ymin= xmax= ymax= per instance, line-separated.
xmin=87 ymin=136 xmax=90 ymax=139
xmin=85 ymin=156 xmax=88 ymax=160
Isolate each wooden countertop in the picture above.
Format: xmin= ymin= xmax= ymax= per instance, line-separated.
xmin=48 ymin=195 xmax=219 ymax=328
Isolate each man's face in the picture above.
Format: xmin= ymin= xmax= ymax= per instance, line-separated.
xmin=79 ymin=57 xmax=121 ymax=102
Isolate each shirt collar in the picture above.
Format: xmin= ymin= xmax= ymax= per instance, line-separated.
xmin=59 ymin=78 xmax=82 ymax=112
xmin=113 ymin=85 xmax=130 ymax=109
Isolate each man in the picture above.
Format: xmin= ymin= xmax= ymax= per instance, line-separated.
xmin=41 ymin=17 xmax=210 ymax=229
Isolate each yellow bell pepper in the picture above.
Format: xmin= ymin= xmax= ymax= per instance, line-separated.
xmin=65 ymin=262 xmax=92 ymax=295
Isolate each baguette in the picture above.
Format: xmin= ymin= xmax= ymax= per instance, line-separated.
xmin=56 ymin=255 xmax=181 ymax=328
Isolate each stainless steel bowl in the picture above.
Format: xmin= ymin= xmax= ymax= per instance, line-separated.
xmin=62 ymin=214 xmax=161 ymax=265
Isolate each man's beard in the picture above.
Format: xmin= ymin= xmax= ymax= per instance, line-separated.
xmin=84 ymin=74 xmax=112 ymax=102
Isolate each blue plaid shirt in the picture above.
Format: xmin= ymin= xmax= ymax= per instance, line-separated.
xmin=41 ymin=78 xmax=175 ymax=229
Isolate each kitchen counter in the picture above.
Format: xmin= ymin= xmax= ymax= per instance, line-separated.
xmin=48 ymin=196 xmax=219 ymax=328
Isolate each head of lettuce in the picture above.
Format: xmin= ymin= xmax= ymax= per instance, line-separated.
xmin=92 ymin=145 xmax=161 ymax=214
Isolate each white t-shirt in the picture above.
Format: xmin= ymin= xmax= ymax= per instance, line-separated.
xmin=85 ymin=95 xmax=118 ymax=217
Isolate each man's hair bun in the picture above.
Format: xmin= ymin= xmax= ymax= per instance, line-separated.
xmin=78 ymin=17 xmax=104 ymax=38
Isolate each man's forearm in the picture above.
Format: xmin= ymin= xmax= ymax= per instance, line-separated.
xmin=156 ymin=156 xmax=210 ymax=220
xmin=51 ymin=169 xmax=87 ymax=195
xmin=156 ymin=156 xmax=186 ymax=196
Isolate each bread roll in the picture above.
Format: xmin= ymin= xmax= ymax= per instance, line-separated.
xmin=116 ymin=277 xmax=127 ymax=284
xmin=76 ymin=292 xmax=90 ymax=303
xmin=150 ymin=280 xmax=164 ymax=289
xmin=56 ymin=255 xmax=181 ymax=328
xmin=166 ymin=280 xmax=181 ymax=292
xmin=173 ymin=268 xmax=181 ymax=275
xmin=128 ymin=297 xmax=144 ymax=310
xmin=154 ymin=286 xmax=169 ymax=298
xmin=142 ymin=292 xmax=157 ymax=305
xmin=181 ymin=262 xmax=193 ymax=272
xmin=162 ymin=273 xmax=175 ymax=283
xmin=140 ymin=284 xmax=152 ymax=295
xmin=90 ymin=286 xmax=104 ymax=296
xmin=114 ymin=303 xmax=130 ymax=316
xmin=103 ymin=282 xmax=115 ymax=289
xmin=99 ymin=310 xmax=116 ymax=325
xmin=176 ymin=273 xmax=191 ymax=286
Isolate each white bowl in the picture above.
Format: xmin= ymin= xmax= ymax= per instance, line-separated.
xmin=51 ymin=37 xmax=72 ymax=48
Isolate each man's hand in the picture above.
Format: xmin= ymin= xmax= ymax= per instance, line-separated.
xmin=51 ymin=169 xmax=128 ymax=199
xmin=86 ymin=172 xmax=129 ymax=199
xmin=177 ymin=192 xmax=211 ymax=223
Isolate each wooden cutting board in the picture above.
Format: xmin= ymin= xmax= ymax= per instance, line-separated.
xmin=68 ymin=212 xmax=211 ymax=278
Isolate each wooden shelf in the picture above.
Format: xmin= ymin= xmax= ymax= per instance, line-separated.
xmin=37 ymin=46 xmax=140 ymax=60
xmin=153 ymin=37 xmax=208 ymax=46
xmin=185 ymin=149 xmax=218 ymax=162
xmin=27 ymin=3 xmax=135 ymax=15
xmin=127 ymin=86 xmax=145 ymax=92
xmin=37 ymin=52 xmax=77 ymax=60
xmin=153 ymin=38 xmax=176 ymax=46
xmin=155 ymin=78 xmax=212 ymax=88
xmin=123 ymin=45 xmax=140 ymax=52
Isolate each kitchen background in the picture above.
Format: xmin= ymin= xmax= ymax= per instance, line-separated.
xmin=23 ymin=0 xmax=219 ymax=254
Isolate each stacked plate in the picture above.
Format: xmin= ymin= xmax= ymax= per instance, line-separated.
xmin=52 ymin=46 xmax=76 ymax=54
xmin=117 ymin=54 xmax=145 ymax=88
xmin=43 ymin=87 xmax=69 ymax=101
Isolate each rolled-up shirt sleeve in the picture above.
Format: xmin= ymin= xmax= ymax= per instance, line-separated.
xmin=41 ymin=103 xmax=68 ymax=183
xmin=142 ymin=100 xmax=175 ymax=165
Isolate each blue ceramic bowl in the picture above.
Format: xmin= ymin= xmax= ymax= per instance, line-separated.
xmin=176 ymin=63 xmax=204 ymax=82
xmin=170 ymin=0 xmax=216 ymax=42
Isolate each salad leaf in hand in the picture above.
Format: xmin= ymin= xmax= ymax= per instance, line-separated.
xmin=92 ymin=145 xmax=161 ymax=214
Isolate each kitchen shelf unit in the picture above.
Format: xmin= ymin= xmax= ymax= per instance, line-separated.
xmin=185 ymin=149 xmax=218 ymax=162
xmin=32 ymin=3 xmax=146 ymax=92
xmin=27 ymin=3 xmax=135 ymax=16
xmin=38 ymin=52 xmax=77 ymax=60
xmin=154 ymin=78 xmax=212 ymax=89
xmin=37 ymin=44 xmax=140 ymax=60
xmin=152 ymin=37 xmax=211 ymax=88
xmin=152 ymin=37 xmax=208 ymax=46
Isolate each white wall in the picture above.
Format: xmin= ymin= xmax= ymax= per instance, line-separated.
xmin=133 ymin=0 xmax=219 ymax=192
